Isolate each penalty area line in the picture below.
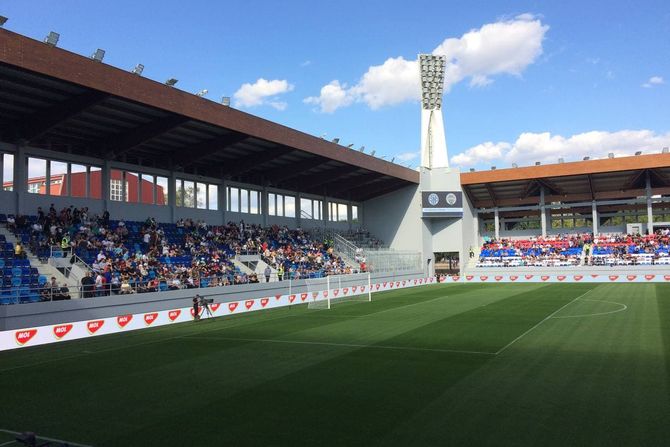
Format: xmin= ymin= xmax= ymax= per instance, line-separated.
xmin=186 ymin=335 xmax=497 ymax=356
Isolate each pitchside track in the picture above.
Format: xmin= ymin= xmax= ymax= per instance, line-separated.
xmin=1 ymin=283 xmax=669 ymax=446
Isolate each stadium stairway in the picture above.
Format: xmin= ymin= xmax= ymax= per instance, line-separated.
xmin=0 ymin=226 xmax=78 ymax=297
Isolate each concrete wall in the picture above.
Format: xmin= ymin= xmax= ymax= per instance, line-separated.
xmin=363 ymin=184 xmax=423 ymax=252
xmin=0 ymin=270 xmax=423 ymax=331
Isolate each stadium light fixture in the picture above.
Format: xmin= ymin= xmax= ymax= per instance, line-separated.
xmin=663 ymin=147 xmax=669 ymax=154
xmin=0 ymin=16 xmax=8 ymax=27
xmin=469 ymin=168 xmax=475 ymax=172
xmin=320 ymin=133 xmax=327 ymax=139
xmin=558 ymin=158 xmax=564 ymax=163
xmin=608 ymin=152 xmax=614 ymax=158
xmin=44 ymin=31 xmax=60 ymax=47
xmin=132 ymin=64 xmax=144 ymax=76
xmin=512 ymin=163 xmax=518 ymax=168
xmin=90 ymin=49 xmax=105 ymax=62
xmin=391 ymin=157 xmax=395 ymax=163
xmin=195 ymin=89 xmax=208 ymax=97
xmin=221 ymin=96 xmax=231 ymax=106
xmin=359 ymin=146 xmax=365 ymax=152
xmin=491 ymin=166 xmax=496 ymax=170
xmin=635 ymin=151 xmax=642 ymax=156
xmin=583 ymin=156 xmax=590 ymax=161
xmin=331 ymin=138 xmax=340 ymax=144
xmin=369 ymin=150 xmax=376 ymax=156
xmin=419 ymin=54 xmax=446 ymax=111
xmin=347 ymin=144 xmax=354 ymax=148
xmin=535 ymin=161 xmax=541 ymax=166
xmin=165 ymin=78 xmax=178 ymax=86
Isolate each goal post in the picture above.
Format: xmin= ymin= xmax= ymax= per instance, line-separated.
xmin=306 ymin=272 xmax=372 ymax=310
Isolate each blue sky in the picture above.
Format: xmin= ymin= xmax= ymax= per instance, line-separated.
xmin=2 ymin=0 xmax=669 ymax=169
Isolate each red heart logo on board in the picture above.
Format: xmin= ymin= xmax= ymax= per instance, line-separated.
xmin=323 ymin=291 xmax=329 ymax=297
xmin=664 ymin=275 xmax=670 ymax=281
xmin=53 ymin=324 xmax=72 ymax=339
xmin=383 ymin=282 xmax=388 ymax=287
xmin=289 ymin=295 xmax=296 ymax=303
xmin=117 ymin=315 xmax=133 ymax=328
xmin=245 ymin=300 xmax=254 ymax=309
xmin=343 ymin=288 xmax=349 ymax=294
xmin=495 ymin=276 xmax=503 ymax=281
xmin=453 ymin=276 xmax=460 ymax=281
xmin=144 ymin=313 xmax=158 ymax=325
xmin=402 ymin=281 xmax=406 ymax=286
xmin=574 ymin=275 xmax=583 ymax=281
xmin=480 ymin=276 xmax=488 ymax=281
xmin=301 ymin=293 xmax=308 ymax=301
xmin=609 ymin=275 xmax=619 ymax=281
xmin=168 ymin=310 xmax=181 ymax=321
xmin=557 ymin=276 xmax=566 ymax=281
xmin=15 ymin=329 xmax=37 ymax=345
xmin=190 ymin=307 xmax=203 ymax=317
xmin=352 ymin=286 xmax=358 ymax=292
xmin=210 ymin=303 xmax=221 ymax=312
xmin=413 ymin=279 xmax=417 ymax=285
xmin=390 ymin=282 xmax=394 ymax=288
xmin=375 ymin=284 xmax=380 ymax=290
xmin=396 ymin=281 xmax=401 ymax=287
xmin=627 ymin=275 xmax=637 ymax=281
xmin=419 ymin=279 xmax=424 ymax=284
xmin=510 ymin=276 xmax=518 ymax=281
xmin=591 ymin=274 xmax=599 ymax=278
xmin=466 ymin=275 xmax=474 ymax=281
xmin=228 ymin=302 xmax=238 ymax=312
xmin=275 ymin=295 xmax=282 ymax=301
xmin=261 ymin=298 xmax=269 ymax=307
xmin=87 ymin=320 xmax=104 ymax=334
xmin=645 ymin=275 xmax=655 ymax=281
xmin=525 ymin=275 xmax=534 ymax=280
xmin=360 ymin=286 xmax=366 ymax=292
xmin=541 ymin=276 xmax=550 ymax=281
xmin=333 ymin=289 xmax=340 ymax=297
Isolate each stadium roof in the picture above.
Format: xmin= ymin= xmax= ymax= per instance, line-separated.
xmin=0 ymin=29 xmax=419 ymax=202
xmin=461 ymin=153 xmax=670 ymax=209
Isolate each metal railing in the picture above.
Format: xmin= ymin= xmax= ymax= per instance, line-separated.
xmin=333 ymin=234 xmax=421 ymax=272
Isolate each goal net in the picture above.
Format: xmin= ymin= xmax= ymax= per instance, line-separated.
xmin=306 ymin=272 xmax=372 ymax=310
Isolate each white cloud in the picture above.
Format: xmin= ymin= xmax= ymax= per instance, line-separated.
xmin=642 ymin=76 xmax=664 ymax=88
xmin=305 ymin=14 xmax=549 ymax=113
xmin=450 ymin=130 xmax=670 ymax=167
xmin=304 ymin=80 xmax=354 ymax=113
xmin=300 ymin=60 xmax=312 ymax=67
xmin=395 ymin=151 xmax=420 ymax=162
xmin=233 ymin=78 xmax=294 ymax=108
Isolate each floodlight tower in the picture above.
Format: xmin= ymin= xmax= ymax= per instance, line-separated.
xmin=419 ymin=54 xmax=448 ymax=169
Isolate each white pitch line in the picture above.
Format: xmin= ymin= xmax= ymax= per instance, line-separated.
xmin=495 ymin=289 xmax=593 ymax=355
xmin=362 ymin=294 xmax=451 ymax=317
xmin=552 ymin=298 xmax=627 ymax=319
xmin=188 ymin=335 xmax=497 ymax=356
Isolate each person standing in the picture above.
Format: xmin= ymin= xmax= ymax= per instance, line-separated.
xmin=277 ymin=264 xmax=284 ymax=282
xmin=192 ymin=296 xmax=201 ymax=321
xmin=264 ymin=265 xmax=271 ymax=282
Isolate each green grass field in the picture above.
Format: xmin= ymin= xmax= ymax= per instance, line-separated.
xmin=1 ymin=283 xmax=669 ymax=446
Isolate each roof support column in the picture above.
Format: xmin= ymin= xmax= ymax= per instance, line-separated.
xmin=168 ymin=171 xmax=176 ymax=223
xmin=494 ymin=207 xmax=500 ymax=240
xmin=591 ymin=201 xmax=598 ymax=236
xmin=261 ymin=186 xmax=268 ymax=227
xmin=101 ymin=159 xmax=110 ymax=213
xmin=218 ymin=181 xmax=226 ymax=224
xmin=540 ymin=186 xmax=547 ymax=238
xmin=646 ymin=171 xmax=654 ymax=234
xmin=14 ymin=144 xmax=26 ymax=215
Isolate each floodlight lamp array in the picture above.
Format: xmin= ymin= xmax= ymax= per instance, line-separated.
xmin=419 ymin=54 xmax=446 ymax=110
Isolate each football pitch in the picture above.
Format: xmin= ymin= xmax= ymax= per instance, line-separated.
xmin=1 ymin=283 xmax=669 ymax=446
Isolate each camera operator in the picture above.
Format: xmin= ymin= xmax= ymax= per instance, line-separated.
xmin=192 ymin=295 xmax=201 ymax=321
xmin=199 ymin=294 xmax=213 ymax=318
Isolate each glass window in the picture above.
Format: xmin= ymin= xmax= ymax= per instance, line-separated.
xmin=2 ymin=153 xmax=13 ymax=191
xmin=250 ymin=190 xmax=259 ymax=214
xmin=284 ymin=195 xmax=295 ymax=218
xmin=300 ymin=198 xmax=312 ymax=219
xmin=240 ymin=188 xmax=249 ymax=213
xmin=196 ymin=182 xmax=207 ymax=209
xmin=268 ymin=193 xmax=276 ymax=215
xmin=208 ymin=184 xmax=218 ymax=210
xmin=277 ymin=194 xmax=284 ymax=216
xmin=126 ymin=172 xmax=139 ymax=203
xmin=71 ymin=164 xmax=87 ymax=198
xmin=49 ymin=161 xmax=67 ymax=196
xmin=27 ymin=157 xmax=47 ymax=194
xmin=141 ymin=174 xmax=155 ymax=204
xmin=183 ymin=180 xmax=195 ymax=208
xmin=175 ymin=179 xmax=184 ymax=207
xmin=229 ymin=187 xmax=239 ymax=212
xmin=156 ymin=176 xmax=168 ymax=205
xmin=110 ymin=169 xmax=126 ymax=201
xmin=352 ymin=205 xmax=359 ymax=223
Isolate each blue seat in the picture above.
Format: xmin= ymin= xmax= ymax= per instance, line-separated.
xmin=38 ymin=275 xmax=47 ymax=286
xmin=12 ymin=267 xmax=21 ymax=277
xmin=0 ymin=259 xmax=4 ymax=269
xmin=0 ymin=296 xmax=10 ymax=305
xmin=11 ymin=277 xmax=21 ymax=287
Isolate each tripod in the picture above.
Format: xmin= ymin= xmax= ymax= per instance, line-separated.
xmin=201 ymin=301 xmax=213 ymax=319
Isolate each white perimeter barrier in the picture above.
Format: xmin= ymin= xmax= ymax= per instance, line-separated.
xmin=1 ymin=276 xmax=440 ymax=351
xmin=452 ymin=273 xmax=670 ymax=283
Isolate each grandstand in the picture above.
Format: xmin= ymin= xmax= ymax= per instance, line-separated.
xmin=0 ymin=21 xmax=670 ymax=447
